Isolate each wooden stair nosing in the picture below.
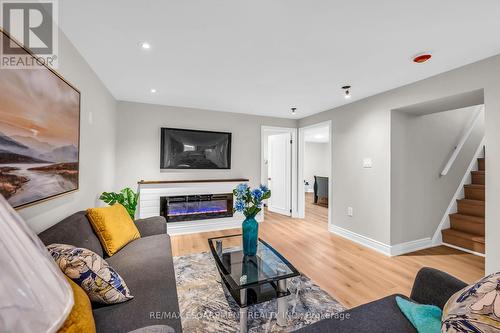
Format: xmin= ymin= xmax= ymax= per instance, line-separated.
xmin=449 ymin=213 xmax=484 ymax=224
xmin=464 ymin=184 xmax=485 ymax=190
xmin=457 ymin=198 xmax=485 ymax=207
xmin=441 ymin=229 xmax=485 ymax=253
xmin=464 ymin=185 xmax=485 ymax=201
xmin=441 ymin=229 xmax=485 ymax=244
xmin=449 ymin=213 xmax=485 ymax=236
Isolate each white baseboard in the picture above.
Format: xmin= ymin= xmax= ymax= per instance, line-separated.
xmin=442 ymin=242 xmax=485 ymax=257
xmin=390 ymin=237 xmax=433 ymax=256
xmin=329 ymin=225 xmax=434 ymax=256
xmin=329 ymin=224 xmax=391 ymax=256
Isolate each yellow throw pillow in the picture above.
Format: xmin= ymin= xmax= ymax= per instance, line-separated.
xmin=59 ymin=276 xmax=96 ymax=333
xmin=87 ymin=204 xmax=140 ymax=256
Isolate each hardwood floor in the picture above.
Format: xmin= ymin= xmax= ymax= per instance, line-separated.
xmin=170 ymin=193 xmax=485 ymax=309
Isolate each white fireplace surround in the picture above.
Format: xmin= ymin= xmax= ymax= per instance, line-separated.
xmin=138 ymin=179 xmax=263 ymax=235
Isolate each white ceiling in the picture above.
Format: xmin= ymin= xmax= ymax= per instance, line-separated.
xmin=59 ymin=1 xmax=500 ymax=119
xmin=304 ymin=126 xmax=329 ymax=143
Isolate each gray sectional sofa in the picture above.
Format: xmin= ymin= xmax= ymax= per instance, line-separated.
xmin=295 ymin=267 xmax=468 ymax=333
xmin=38 ymin=211 xmax=469 ymax=333
xmin=39 ymin=211 xmax=182 ymax=333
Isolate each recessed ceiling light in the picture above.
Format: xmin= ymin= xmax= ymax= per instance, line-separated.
xmin=342 ymin=85 xmax=352 ymax=99
xmin=139 ymin=41 xmax=151 ymax=50
xmin=150 ymin=88 xmax=157 ymax=94
xmin=413 ymin=53 xmax=432 ymax=63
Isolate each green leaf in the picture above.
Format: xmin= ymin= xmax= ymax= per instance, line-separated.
xmin=99 ymin=187 xmax=138 ymax=220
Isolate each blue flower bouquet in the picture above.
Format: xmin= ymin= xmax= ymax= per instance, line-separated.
xmin=233 ymin=184 xmax=271 ymax=256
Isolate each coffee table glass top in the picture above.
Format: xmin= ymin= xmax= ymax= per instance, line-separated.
xmin=208 ymin=234 xmax=300 ymax=290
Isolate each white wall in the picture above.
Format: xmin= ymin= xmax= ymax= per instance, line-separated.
xmin=304 ymin=142 xmax=329 ymax=192
xmin=115 ymin=101 xmax=297 ymax=190
xmin=391 ymin=106 xmax=485 ymax=244
xmin=298 ymin=54 xmax=500 ymax=273
xmin=18 ymin=32 xmax=117 ymax=233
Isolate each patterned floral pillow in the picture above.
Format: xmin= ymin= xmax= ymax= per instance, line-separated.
xmin=47 ymin=244 xmax=134 ymax=304
xmin=442 ymin=272 xmax=500 ymax=332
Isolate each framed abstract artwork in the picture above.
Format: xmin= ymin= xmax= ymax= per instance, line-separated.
xmin=0 ymin=29 xmax=81 ymax=209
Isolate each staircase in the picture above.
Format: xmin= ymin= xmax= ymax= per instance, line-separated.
xmin=442 ymin=155 xmax=485 ymax=254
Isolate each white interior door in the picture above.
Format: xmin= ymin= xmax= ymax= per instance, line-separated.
xmin=267 ymin=133 xmax=291 ymax=216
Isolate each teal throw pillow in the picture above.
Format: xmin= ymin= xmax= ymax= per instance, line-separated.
xmin=396 ymin=296 xmax=442 ymax=333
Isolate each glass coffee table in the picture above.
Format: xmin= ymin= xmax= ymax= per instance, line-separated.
xmin=208 ymin=234 xmax=300 ymax=333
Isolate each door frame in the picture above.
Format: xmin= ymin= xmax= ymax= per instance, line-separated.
xmin=261 ymin=126 xmax=298 ymax=217
xmin=298 ymin=120 xmax=332 ymax=227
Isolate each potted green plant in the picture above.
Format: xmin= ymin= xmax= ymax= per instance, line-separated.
xmin=99 ymin=188 xmax=139 ymax=220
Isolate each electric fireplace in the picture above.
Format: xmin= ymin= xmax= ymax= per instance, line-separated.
xmin=160 ymin=193 xmax=233 ymax=222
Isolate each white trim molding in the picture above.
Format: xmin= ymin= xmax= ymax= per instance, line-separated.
xmin=260 ymin=126 xmax=298 ymax=218
xmin=443 ymin=243 xmax=486 ymax=257
xmin=329 ymin=224 xmax=391 ymax=256
xmin=298 ymin=120 xmax=332 ymax=226
xmin=390 ymin=238 xmax=433 ymax=256
xmin=329 ymin=224 xmax=433 ymax=256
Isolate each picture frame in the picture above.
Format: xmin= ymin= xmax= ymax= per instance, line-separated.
xmin=0 ymin=28 xmax=81 ymax=209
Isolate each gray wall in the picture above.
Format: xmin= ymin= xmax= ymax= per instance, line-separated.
xmin=298 ymin=54 xmax=500 ymax=273
xmin=19 ymin=32 xmax=117 ymax=233
xmin=304 ymin=142 xmax=329 ymax=191
xmin=299 ymin=101 xmax=392 ymax=244
xmin=17 ymin=29 xmax=500 ymax=274
xmin=391 ymin=106 xmax=484 ymax=244
xmin=115 ymin=101 xmax=297 ymax=190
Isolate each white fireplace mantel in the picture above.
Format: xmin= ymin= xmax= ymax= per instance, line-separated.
xmin=137 ymin=179 xmax=263 ymax=235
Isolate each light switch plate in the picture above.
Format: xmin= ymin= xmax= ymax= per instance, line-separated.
xmin=363 ymin=158 xmax=373 ymax=168
xmin=347 ymin=207 xmax=353 ymax=217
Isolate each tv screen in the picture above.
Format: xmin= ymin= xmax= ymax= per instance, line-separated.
xmin=160 ymin=128 xmax=231 ymax=169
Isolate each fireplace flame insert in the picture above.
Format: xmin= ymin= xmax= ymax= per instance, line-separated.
xmin=160 ymin=193 xmax=233 ymax=222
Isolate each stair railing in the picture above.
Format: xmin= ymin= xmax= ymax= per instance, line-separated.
xmin=440 ymin=104 xmax=484 ymax=176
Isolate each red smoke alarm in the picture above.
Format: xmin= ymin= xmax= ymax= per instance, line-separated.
xmin=413 ymin=54 xmax=432 ymax=63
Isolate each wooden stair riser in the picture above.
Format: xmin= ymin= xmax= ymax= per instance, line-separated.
xmin=457 ymin=200 xmax=485 ymax=217
xmin=472 ymin=171 xmax=485 ymax=185
xmin=464 ymin=186 xmax=485 ymax=201
xmin=442 ymin=232 xmax=485 ymax=253
xmin=449 ymin=216 xmax=485 ymax=236
xmin=478 ymin=158 xmax=485 ymax=171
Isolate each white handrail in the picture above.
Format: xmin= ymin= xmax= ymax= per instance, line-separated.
xmin=441 ymin=104 xmax=484 ymax=176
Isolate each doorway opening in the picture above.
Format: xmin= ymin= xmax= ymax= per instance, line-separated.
xmin=261 ymin=126 xmax=297 ymax=217
xmin=298 ymin=121 xmax=332 ymax=228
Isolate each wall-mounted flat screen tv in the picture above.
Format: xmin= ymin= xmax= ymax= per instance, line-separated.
xmin=160 ymin=128 xmax=231 ymax=169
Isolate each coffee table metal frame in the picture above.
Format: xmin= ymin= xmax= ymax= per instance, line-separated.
xmin=208 ymin=234 xmax=300 ymax=332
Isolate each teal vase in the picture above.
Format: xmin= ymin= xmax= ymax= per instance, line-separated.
xmin=242 ymin=215 xmax=258 ymax=256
